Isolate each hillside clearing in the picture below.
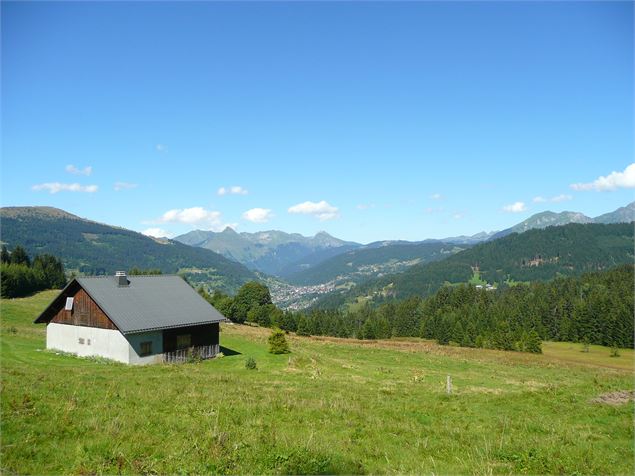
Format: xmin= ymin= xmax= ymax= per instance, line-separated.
xmin=1 ymin=291 xmax=633 ymax=474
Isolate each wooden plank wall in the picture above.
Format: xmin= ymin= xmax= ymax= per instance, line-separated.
xmin=163 ymin=323 xmax=218 ymax=352
xmin=51 ymin=288 xmax=117 ymax=330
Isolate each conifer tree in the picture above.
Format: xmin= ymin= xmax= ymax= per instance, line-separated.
xmin=0 ymin=245 xmax=10 ymax=264
xmin=296 ymin=315 xmax=311 ymax=336
xmin=10 ymin=246 xmax=30 ymax=266
xmin=268 ymin=328 xmax=290 ymax=354
xmin=525 ymin=330 xmax=542 ymax=353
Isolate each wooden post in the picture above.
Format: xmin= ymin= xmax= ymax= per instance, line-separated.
xmin=446 ymin=375 xmax=452 ymax=395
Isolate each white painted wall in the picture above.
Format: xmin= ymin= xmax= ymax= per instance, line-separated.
xmin=46 ymin=323 xmax=163 ymax=365
xmin=47 ymin=323 xmax=130 ymax=363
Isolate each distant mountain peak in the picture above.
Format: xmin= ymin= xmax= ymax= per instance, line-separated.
xmin=174 ymin=228 xmax=361 ymax=276
xmin=593 ymin=201 xmax=635 ymax=225
xmin=489 ymin=202 xmax=633 ymax=241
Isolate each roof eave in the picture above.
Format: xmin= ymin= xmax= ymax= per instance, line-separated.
xmin=122 ymin=318 xmax=228 ymax=335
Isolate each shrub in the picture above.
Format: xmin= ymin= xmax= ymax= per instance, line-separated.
xmin=268 ymin=328 xmax=290 ymax=354
xmin=245 ymin=357 xmax=257 ymax=370
xmin=525 ymin=330 xmax=543 ymax=354
xmin=610 ymin=345 xmax=620 ymax=358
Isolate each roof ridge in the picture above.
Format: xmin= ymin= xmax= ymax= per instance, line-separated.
xmin=77 ymin=274 xmax=180 ymax=278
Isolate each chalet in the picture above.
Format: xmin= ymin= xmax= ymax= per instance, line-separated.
xmin=34 ymin=272 xmax=226 ymax=364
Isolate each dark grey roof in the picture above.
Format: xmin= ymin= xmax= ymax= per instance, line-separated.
xmin=37 ymin=275 xmax=226 ymax=334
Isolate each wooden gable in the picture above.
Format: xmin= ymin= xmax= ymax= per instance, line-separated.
xmin=50 ymin=286 xmax=118 ymax=330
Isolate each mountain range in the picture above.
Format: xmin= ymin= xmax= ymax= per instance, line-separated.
xmin=1 ymin=201 xmax=633 ymax=308
xmin=0 ymin=207 xmax=258 ymax=293
xmin=489 ymin=202 xmax=635 ymax=240
xmin=313 ymin=221 xmax=635 ymax=309
xmin=176 ymin=201 xmax=634 ymax=281
xmin=175 ymin=228 xmax=360 ymax=277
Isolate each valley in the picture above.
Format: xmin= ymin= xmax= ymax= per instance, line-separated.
xmin=2 ymin=202 xmax=634 ymax=310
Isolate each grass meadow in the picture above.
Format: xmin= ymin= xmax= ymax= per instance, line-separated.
xmin=1 ymin=291 xmax=634 ymax=474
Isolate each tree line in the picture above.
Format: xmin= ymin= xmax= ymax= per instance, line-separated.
xmin=201 ymin=264 xmax=634 ymax=353
xmin=1 ymin=245 xmax=66 ymax=298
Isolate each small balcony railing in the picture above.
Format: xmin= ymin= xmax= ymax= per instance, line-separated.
xmin=163 ymin=344 xmax=220 ymax=363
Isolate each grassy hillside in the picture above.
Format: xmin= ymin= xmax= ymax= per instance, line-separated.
xmin=325 ymin=222 xmax=634 ymax=305
xmin=0 ymin=207 xmax=258 ymax=293
xmin=1 ymin=291 xmax=633 ymax=474
xmin=287 ymin=242 xmax=466 ymax=286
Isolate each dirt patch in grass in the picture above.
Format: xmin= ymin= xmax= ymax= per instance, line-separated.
xmin=590 ymin=390 xmax=635 ymax=406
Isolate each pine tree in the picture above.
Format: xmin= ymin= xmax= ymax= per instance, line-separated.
xmin=525 ymin=330 xmax=542 ymax=353
xmin=10 ymin=246 xmax=30 ymax=267
xmin=436 ymin=317 xmax=451 ymax=345
xmin=296 ymin=315 xmax=311 ymax=336
xmin=0 ymin=246 xmax=10 ymax=264
xmin=452 ymin=321 xmax=465 ymax=345
xmin=268 ymin=328 xmax=290 ymax=354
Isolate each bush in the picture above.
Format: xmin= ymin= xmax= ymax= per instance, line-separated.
xmin=610 ymin=345 xmax=620 ymax=358
xmin=268 ymin=328 xmax=290 ymax=354
xmin=245 ymin=357 xmax=257 ymax=370
xmin=525 ymin=330 xmax=543 ymax=354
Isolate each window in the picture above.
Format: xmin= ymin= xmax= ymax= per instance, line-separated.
xmin=65 ymin=297 xmax=74 ymax=311
xmin=140 ymin=341 xmax=153 ymax=356
xmin=78 ymin=337 xmax=85 ymax=344
xmin=176 ymin=334 xmax=191 ymax=350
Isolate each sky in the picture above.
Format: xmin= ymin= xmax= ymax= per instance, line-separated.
xmin=2 ymin=1 xmax=633 ymax=244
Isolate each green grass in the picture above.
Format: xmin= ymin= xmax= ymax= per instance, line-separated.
xmin=2 ymin=291 xmax=634 ymax=474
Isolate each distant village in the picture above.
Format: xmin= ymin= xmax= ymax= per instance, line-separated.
xmin=269 ymin=281 xmax=337 ymax=310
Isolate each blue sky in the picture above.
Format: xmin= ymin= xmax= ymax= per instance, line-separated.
xmin=2 ymin=1 xmax=633 ymax=243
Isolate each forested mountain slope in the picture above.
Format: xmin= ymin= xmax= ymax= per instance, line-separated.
xmin=316 ymin=222 xmax=634 ymax=307
xmin=287 ymin=242 xmax=467 ymax=286
xmin=0 ymin=207 xmax=258 ymax=293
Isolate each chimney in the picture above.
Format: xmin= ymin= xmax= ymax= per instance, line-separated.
xmin=115 ymin=271 xmax=129 ymax=287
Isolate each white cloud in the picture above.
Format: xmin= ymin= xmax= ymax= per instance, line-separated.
xmin=158 ymin=207 xmax=222 ymax=226
xmin=453 ymin=213 xmax=464 ymax=220
xmin=142 ymin=228 xmax=173 ymax=238
xmin=156 ymin=144 xmax=167 ymax=153
xmin=150 ymin=207 xmax=236 ymax=231
xmin=430 ymin=193 xmax=443 ymax=200
xmin=571 ymin=163 xmax=635 ymax=191
xmin=288 ymin=200 xmax=339 ymax=221
xmin=357 ymin=203 xmax=375 ymax=210
xmin=217 ymin=186 xmax=248 ymax=196
xmin=533 ymin=194 xmax=572 ymax=203
xmin=32 ymin=182 xmax=98 ymax=194
xmin=242 ymin=208 xmax=273 ymax=223
xmin=502 ymin=201 xmax=527 ymax=213
xmin=551 ymin=194 xmax=572 ymax=203
xmin=114 ymin=182 xmax=138 ymax=191
xmin=65 ymin=164 xmax=92 ymax=176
